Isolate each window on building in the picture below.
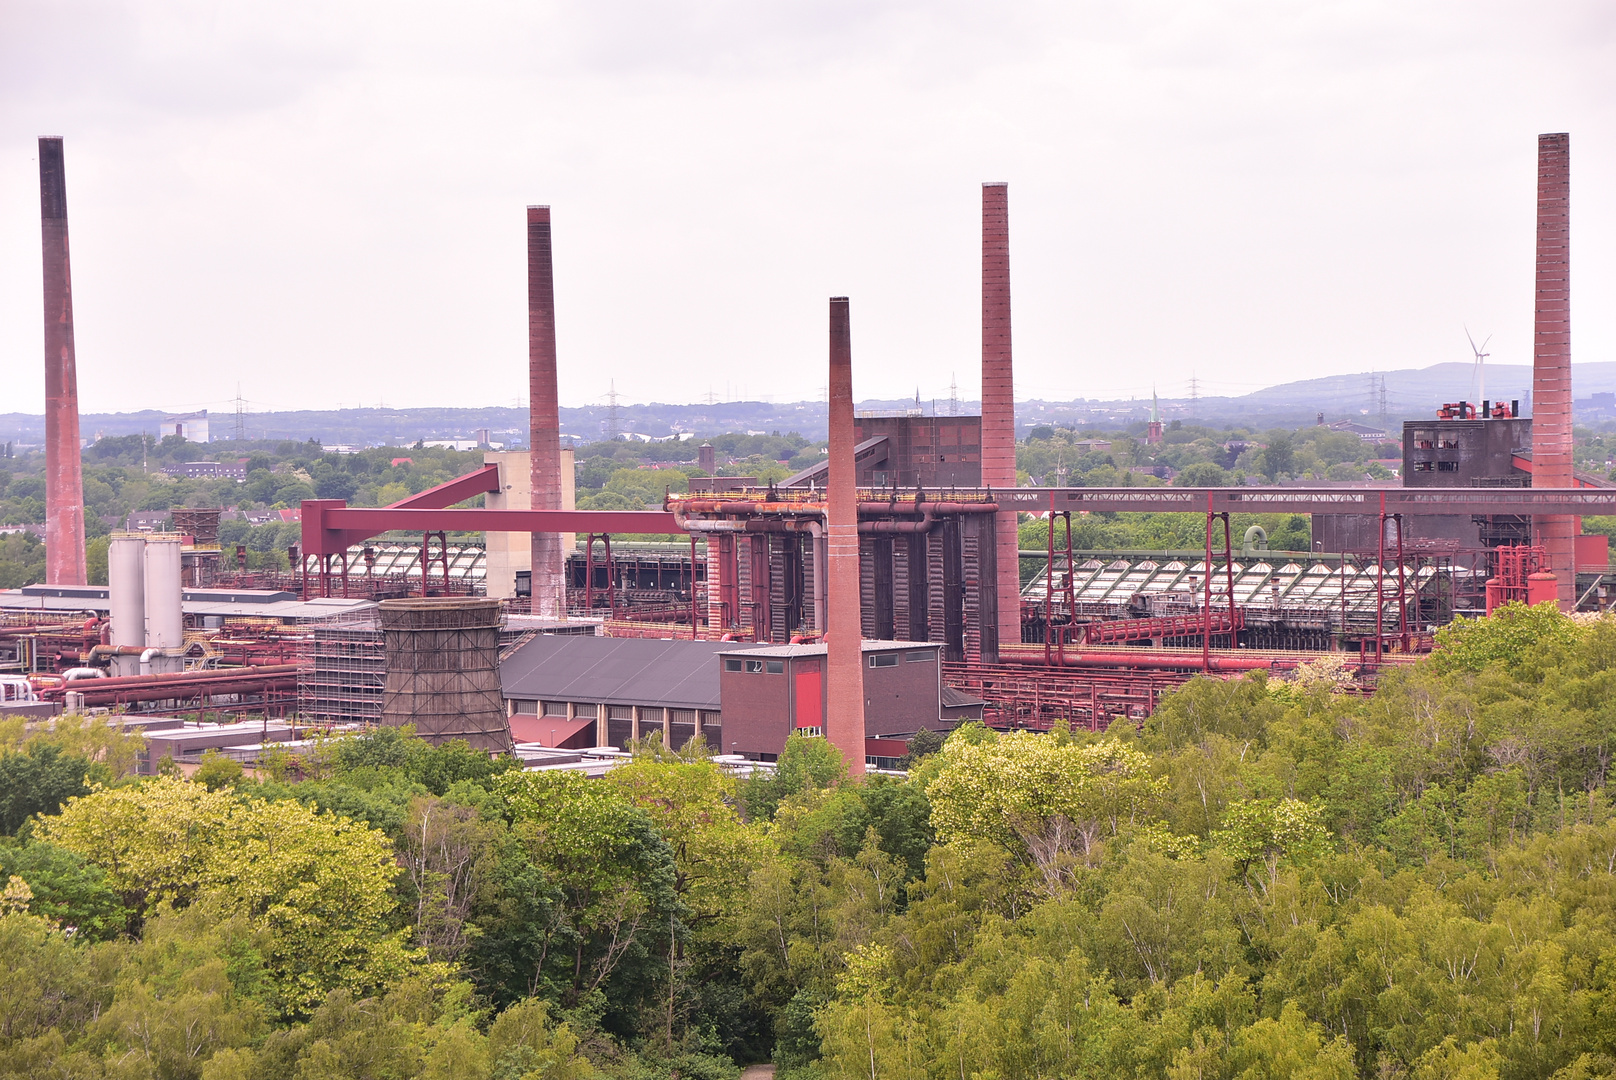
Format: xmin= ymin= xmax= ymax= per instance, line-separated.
xmin=745 ymin=659 xmax=764 ymax=673
xmin=514 ymin=700 xmax=538 ymax=715
xmin=574 ymin=703 xmax=598 ymax=719
xmin=765 ymin=660 xmax=784 ymax=674
xmin=868 ymin=653 xmax=898 ymax=668
xmin=542 ymin=701 xmax=569 ymax=717
xmin=723 ymin=658 xmax=743 ymax=672
xmin=905 ymin=650 xmax=932 ymax=662
xmin=1437 ymin=461 xmax=1459 ymax=472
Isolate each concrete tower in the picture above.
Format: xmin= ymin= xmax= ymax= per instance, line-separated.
xmin=981 ymin=182 xmax=1017 ymax=660
xmin=39 ymin=137 xmax=86 ymax=586
xmin=1531 ymin=133 xmax=1574 ymax=610
xmin=527 ymin=206 xmax=566 ymax=618
xmin=826 ymin=296 xmax=866 ymax=776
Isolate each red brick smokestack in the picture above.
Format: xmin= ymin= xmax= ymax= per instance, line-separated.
xmin=528 ymin=206 xmax=565 ymax=617
xmin=1531 ymin=133 xmax=1574 ymax=610
xmin=826 ymin=296 xmax=866 ymax=776
xmin=39 ymin=137 xmax=86 ymax=586
xmin=981 ymin=182 xmax=1017 ymax=659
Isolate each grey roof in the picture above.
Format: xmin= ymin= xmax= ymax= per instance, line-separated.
xmin=501 ymin=636 xmax=768 ymax=711
xmin=941 ymin=686 xmax=985 ymax=708
xmin=782 ymin=434 xmax=889 ymax=487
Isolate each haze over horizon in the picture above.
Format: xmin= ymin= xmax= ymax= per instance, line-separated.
xmin=2 ymin=1 xmax=1614 ymax=416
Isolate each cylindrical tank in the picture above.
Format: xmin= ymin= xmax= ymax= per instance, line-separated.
xmin=1527 ymin=570 xmax=1559 ymax=609
xmin=1484 ymin=577 xmax=1502 ymax=616
xmin=378 ymin=597 xmax=511 ymax=752
xmin=107 ymin=533 xmax=147 ymax=676
xmin=143 ymin=534 xmax=185 ymax=674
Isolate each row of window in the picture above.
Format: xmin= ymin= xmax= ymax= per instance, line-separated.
xmin=724 ymin=650 xmax=934 ymax=674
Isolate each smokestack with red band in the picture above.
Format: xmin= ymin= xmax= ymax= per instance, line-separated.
xmin=981 ymin=182 xmax=1017 ymax=659
xmin=1531 ymin=133 xmax=1574 ymax=610
xmin=39 ymin=136 xmax=86 ymax=586
xmin=528 ymin=206 xmax=565 ymax=617
xmin=826 ymin=296 xmax=866 ymax=776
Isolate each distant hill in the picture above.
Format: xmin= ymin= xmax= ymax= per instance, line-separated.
xmin=2 ymin=361 xmax=1613 ymax=448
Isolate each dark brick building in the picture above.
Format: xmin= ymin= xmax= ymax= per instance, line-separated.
xmin=717 ymin=640 xmax=952 ymax=762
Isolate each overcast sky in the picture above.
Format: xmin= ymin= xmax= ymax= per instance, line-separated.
xmin=1 ymin=1 xmax=1613 ymax=416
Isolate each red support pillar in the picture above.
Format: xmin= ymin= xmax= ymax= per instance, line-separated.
xmin=689 ymin=533 xmax=700 ymax=639
xmin=1203 ymin=495 xmax=1214 ymax=672
xmin=826 ymin=297 xmax=867 ymax=776
xmin=1376 ymin=492 xmax=1386 ymax=666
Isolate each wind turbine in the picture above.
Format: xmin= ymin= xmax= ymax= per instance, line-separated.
xmin=1466 ymin=327 xmax=1492 ymax=407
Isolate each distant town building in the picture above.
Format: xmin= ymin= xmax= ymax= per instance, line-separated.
xmin=160 ymin=411 xmax=209 ymax=443
xmin=1326 ymin=419 xmax=1390 ymax=442
xmin=163 ymin=461 xmax=247 ymax=480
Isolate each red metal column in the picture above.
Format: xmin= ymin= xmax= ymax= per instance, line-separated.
xmin=38 ymin=137 xmax=86 ymax=585
xmin=826 ymin=297 xmax=867 ymax=775
xmin=1532 ymin=133 xmax=1575 ymax=610
xmin=1202 ymin=495 xmax=1213 ymax=672
xmin=1223 ymin=513 xmax=1236 ymax=647
xmin=689 ymin=534 xmax=700 ymax=639
xmin=1376 ymin=493 xmax=1386 ymax=665
xmin=981 ymin=182 xmax=1020 ymax=662
xmin=528 ymin=206 xmax=567 ymax=618
xmin=1045 ymin=493 xmax=1055 ymax=666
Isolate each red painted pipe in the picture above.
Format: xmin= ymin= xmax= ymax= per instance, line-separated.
xmin=38 ymin=664 xmax=300 ymax=698
xmin=65 ymin=675 xmax=297 ymax=707
xmin=1005 ymin=649 xmax=1282 ymax=672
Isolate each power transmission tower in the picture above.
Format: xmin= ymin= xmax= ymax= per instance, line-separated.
xmin=1379 ymin=380 xmax=1388 ymax=423
xmin=1188 ymin=374 xmax=1200 ymax=419
xmin=605 ymin=381 xmax=622 ymax=440
xmin=948 ymin=373 xmax=960 ymax=416
xmin=233 ymin=384 xmax=247 ymax=442
xmin=1367 ymin=372 xmax=1379 ymax=417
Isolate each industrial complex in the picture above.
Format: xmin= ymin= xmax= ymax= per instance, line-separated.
xmin=4 ymin=132 xmax=1608 ymax=774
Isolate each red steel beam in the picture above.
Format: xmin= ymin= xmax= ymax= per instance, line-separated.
xmin=996 ymin=486 xmax=1616 ymax=517
xmin=318 ymin=464 xmax=503 ymax=551
xmin=301 ymin=501 xmax=679 ymax=557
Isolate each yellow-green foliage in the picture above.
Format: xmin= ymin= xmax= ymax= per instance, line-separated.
xmin=40 ymin=777 xmax=424 ymax=1016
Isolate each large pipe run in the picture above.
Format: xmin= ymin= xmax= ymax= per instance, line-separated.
xmin=527 ymin=206 xmax=566 ymax=618
xmin=981 ymin=182 xmax=1018 ymax=661
xmin=826 ymin=297 xmax=866 ymax=776
xmin=39 ymin=137 xmax=86 ymax=586
xmin=1531 ymin=133 xmax=1575 ymax=610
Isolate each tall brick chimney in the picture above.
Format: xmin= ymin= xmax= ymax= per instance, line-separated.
xmin=826 ymin=296 xmax=866 ymax=776
xmin=528 ymin=206 xmax=566 ymax=618
xmin=981 ymin=182 xmax=1017 ymax=659
xmin=39 ymin=137 xmax=86 ymax=586
xmin=1531 ymin=134 xmax=1574 ymax=610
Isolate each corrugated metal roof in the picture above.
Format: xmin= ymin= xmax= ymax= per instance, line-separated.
xmin=500 ymin=636 xmax=768 ymax=711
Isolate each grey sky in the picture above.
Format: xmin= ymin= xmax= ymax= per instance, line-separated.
xmin=1 ymin=1 xmax=1613 ymax=416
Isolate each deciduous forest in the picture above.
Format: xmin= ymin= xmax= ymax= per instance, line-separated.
xmin=6 ymin=602 xmax=1616 ymax=1079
